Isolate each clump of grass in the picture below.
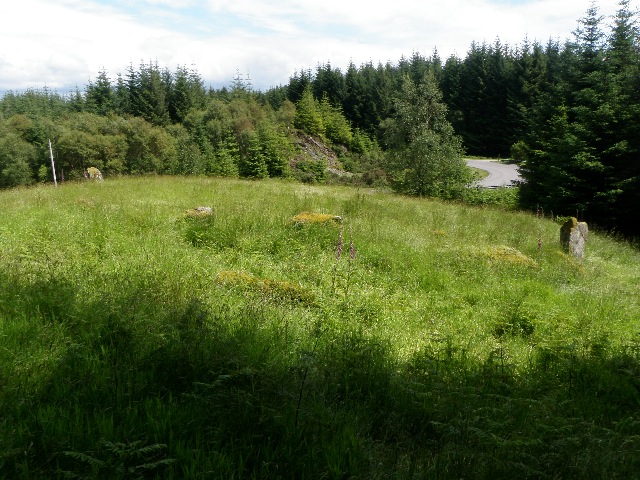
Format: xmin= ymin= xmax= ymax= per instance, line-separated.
xmin=217 ymin=270 xmax=316 ymax=306
xmin=331 ymin=223 xmax=357 ymax=298
xmin=483 ymin=245 xmax=539 ymax=268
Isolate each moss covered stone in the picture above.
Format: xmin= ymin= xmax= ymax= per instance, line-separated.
xmin=560 ymin=217 xmax=588 ymax=258
xmin=291 ymin=211 xmax=342 ymax=224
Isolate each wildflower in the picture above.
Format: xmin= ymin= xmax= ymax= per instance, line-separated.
xmin=349 ymin=226 xmax=355 ymax=260
xmin=336 ymin=225 xmax=343 ymax=260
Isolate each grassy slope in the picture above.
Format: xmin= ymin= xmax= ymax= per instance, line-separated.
xmin=1 ymin=177 xmax=639 ymax=479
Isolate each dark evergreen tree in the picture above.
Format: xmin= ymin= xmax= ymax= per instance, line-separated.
xmin=168 ymin=66 xmax=206 ymax=124
xmin=256 ymin=120 xmax=293 ymax=177
xmin=126 ymin=62 xmax=171 ymax=126
xmin=440 ymin=54 xmax=465 ymax=137
xmin=238 ymin=130 xmax=268 ymax=178
xmin=603 ymin=0 xmax=640 ymax=235
xmin=320 ymin=93 xmax=353 ymax=145
xmin=457 ymin=42 xmax=489 ymax=155
xmin=86 ymin=69 xmax=114 ymax=116
xmin=508 ymin=39 xmax=553 ymax=146
xmin=263 ymin=85 xmax=289 ymax=111
xmin=343 ymin=61 xmax=365 ymax=129
xmin=484 ymin=39 xmax=512 ymax=156
xmin=519 ymin=1 xmax=640 ymax=237
xmin=113 ymin=72 xmax=131 ymax=116
xmin=313 ymin=62 xmax=345 ymax=107
xmin=287 ymin=69 xmax=313 ymax=104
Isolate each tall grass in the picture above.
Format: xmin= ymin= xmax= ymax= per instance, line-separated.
xmin=1 ymin=177 xmax=639 ymax=479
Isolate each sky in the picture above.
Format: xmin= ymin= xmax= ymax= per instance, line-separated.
xmin=0 ymin=0 xmax=626 ymax=95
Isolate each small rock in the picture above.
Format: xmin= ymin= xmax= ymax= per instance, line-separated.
xmin=185 ymin=206 xmax=213 ymax=217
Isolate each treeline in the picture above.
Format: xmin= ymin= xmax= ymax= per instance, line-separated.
xmin=1 ymin=1 xmax=638 ymax=237
xmin=0 ymin=65 xmax=382 ymax=186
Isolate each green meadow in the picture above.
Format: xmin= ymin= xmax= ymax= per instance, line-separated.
xmin=1 ymin=177 xmax=639 ymax=479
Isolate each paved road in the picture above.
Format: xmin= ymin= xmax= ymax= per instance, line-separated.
xmin=466 ymin=159 xmax=522 ymax=188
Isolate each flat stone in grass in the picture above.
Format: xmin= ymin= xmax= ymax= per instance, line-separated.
xmin=291 ymin=211 xmax=342 ymax=224
xmin=185 ymin=206 xmax=213 ymax=218
xmin=560 ymin=217 xmax=588 ymax=258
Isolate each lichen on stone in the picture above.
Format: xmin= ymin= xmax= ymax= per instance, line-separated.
xmin=290 ymin=211 xmax=342 ymax=224
xmin=184 ymin=206 xmax=213 ymax=218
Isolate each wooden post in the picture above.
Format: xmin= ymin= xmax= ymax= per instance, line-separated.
xmin=48 ymin=139 xmax=57 ymax=187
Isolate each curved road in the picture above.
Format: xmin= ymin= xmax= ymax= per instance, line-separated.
xmin=466 ymin=159 xmax=522 ymax=188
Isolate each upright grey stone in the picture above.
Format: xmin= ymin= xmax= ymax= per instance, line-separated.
xmin=560 ymin=217 xmax=588 ymax=258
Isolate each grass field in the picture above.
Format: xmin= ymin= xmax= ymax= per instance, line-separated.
xmin=1 ymin=176 xmax=639 ymax=479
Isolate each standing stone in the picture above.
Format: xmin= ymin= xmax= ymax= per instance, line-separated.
xmin=560 ymin=217 xmax=588 ymax=258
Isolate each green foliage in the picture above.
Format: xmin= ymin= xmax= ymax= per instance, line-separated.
xmin=294 ymin=158 xmax=327 ymax=183
xmin=85 ymin=69 xmax=115 ymax=116
xmin=55 ymin=113 xmax=129 ymax=176
xmin=383 ymin=72 xmax=472 ymax=198
xmin=1 ymin=1 xmax=639 ymax=239
xmin=0 ymin=87 xmax=68 ymax=119
xmin=124 ymin=116 xmax=177 ymax=174
xmin=256 ymin=120 xmax=293 ymax=177
xmin=462 ymin=186 xmax=520 ymax=209
xmin=518 ymin=1 xmax=640 ymax=237
xmin=510 ymin=140 xmax=530 ymax=162
xmin=238 ymin=130 xmax=269 ymax=178
xmin=62 ymin=440 xmax=175 ymax=479
xmin=0 ymin=129 xmax=36 ymax=187
xmin=294 ymin=86 xmax=325 ymax=136
xmin=319 ymin=94 xmax=353 ymax=146
xmin=209 ymin=137 xmax=240 ymax=177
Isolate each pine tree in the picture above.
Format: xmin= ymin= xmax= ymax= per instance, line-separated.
xmin=440 ymin=55 xmax=465 ymax=137
xmin=457 ymin=42 xmax=489 ymax=155
xmin=86 ymin=69 xmax=114 ymax=116
xmin=382 ymin=72 xmax=470 ymax=198
xmin=168 ymin=66 xmax=206 ymax=124
xmin=313 ymin=62 xmax=345 ymax=107
xmin=238 ymin=131 xmax=268 ymax=178
xmin=320 ymin=94 xmax=353 ymax=146
xmin=294 ymin=86 xmax=324 ymax=137
xmin=604 ymin=0 xmax=640 ymax=234
xmin=519 ymin=1 xmax=640 ymax=234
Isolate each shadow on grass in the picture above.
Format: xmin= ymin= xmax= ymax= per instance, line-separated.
xmin=2 ymin=275 xmax=640 ymax=479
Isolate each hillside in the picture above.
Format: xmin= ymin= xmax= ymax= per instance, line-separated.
xmin=1 ymin=177 xmax=639 ymax=479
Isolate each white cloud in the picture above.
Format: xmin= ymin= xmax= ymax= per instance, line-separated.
xmin=0 ymin=0 xmax=627 ymax=94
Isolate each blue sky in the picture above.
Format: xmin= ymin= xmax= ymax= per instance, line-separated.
xmin=0 ymin=0 xmax=625 ymax=94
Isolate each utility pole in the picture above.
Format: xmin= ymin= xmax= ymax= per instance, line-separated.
xmin=48 ymin=139 xmax=57 ymax=187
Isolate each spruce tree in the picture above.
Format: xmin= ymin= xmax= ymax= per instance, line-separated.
xmin=86 ymin=69 xmax=114 ymax=116
xmin=294 ymin=86 xmax=324 ymax=137
xmin=605 ymin=0 xmax=640 ymax=234
xmin=382 ymin=72 xmax=471 ymax=199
